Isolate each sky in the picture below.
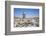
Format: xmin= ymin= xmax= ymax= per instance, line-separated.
xmin=14 ymin=8 xmax=39 ymax=18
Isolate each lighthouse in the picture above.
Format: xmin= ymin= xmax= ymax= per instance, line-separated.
xmin=22 ymin=12 xmax=26 ymax=19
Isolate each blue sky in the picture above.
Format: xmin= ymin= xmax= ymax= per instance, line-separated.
xmin=14 ymin=8 xmax=39 ymax=18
